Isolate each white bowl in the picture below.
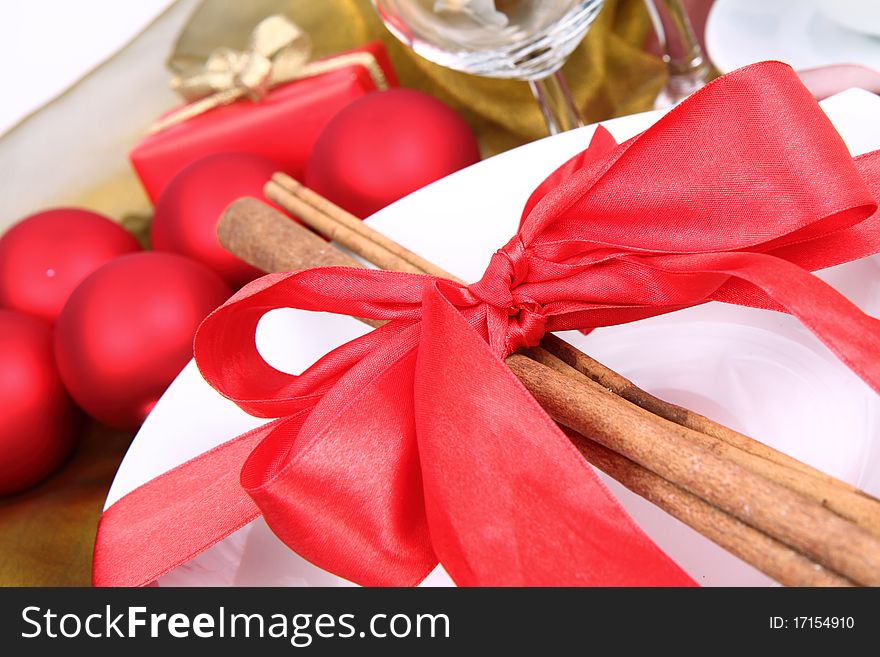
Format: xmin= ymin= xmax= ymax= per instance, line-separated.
xmin=815 ymin=0 xmax=880 ymax=37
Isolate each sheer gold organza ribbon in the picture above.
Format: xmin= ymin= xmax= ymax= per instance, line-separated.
xmin=149 ymin=14 xmax=389 ymax=134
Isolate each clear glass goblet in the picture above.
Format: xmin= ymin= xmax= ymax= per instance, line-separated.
xmin=372 ymin=0 xmax=606 ymax=134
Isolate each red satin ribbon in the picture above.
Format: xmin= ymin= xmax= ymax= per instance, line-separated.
xmin=94 ymin=62 xmax=880 ymax=587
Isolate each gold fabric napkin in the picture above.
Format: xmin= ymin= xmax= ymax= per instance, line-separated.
xmin=0 ymin=423 xmax=133 ymax=586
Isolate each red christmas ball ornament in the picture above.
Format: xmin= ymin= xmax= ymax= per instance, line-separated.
xmin=151 ymin=152 xmax=281 ymax=288
xmin=0 ymin=208 xmax=141 ymax=322
xmin=0 ymin=310 xmax=79 ymax=496
xmin=54 ymin=252 xmax=231 ymax=429
xmin=306 ymin=88 xmax=480 ymax=218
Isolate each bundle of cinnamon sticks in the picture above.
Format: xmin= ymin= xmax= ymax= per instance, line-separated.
xmin=213 ymin=174 xmax=880 ymax=587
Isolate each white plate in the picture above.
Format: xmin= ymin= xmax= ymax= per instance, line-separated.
xmin=706 ymin=0 xmax=880 ymax=74
xmin=104 ymin=88 xmax=880 ymax=587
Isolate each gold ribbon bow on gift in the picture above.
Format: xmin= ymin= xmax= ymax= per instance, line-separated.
xmin=150 ymin=14 xmax=389 ymax=134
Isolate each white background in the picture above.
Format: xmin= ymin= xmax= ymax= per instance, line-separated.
xmin=0 ymin=0 xmax=174 ymax=136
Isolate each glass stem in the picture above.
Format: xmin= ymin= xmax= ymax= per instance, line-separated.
xmin=528 ymin=71 xmax=584 ymax=135
xmin=644 ymin=0 xmax=712 ymax=107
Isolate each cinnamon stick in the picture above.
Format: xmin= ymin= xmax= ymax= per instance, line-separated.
xmin=218 ymin=201 xmax=383 ymax=328
xmin=219 ymin=197 xmax=366 ymax=272
xmin=270 ymin=173 xmax=443 ymax=277
xmin=220 ymin=197 xmax=878 ymax=585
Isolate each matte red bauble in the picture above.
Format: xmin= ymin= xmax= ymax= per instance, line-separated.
xmin=54 ymin=252 xmax=231 ymax=429
xmin=305 ymin=88 xmax=480 ymax=219
xmin=151 ymin=152 xmax=281 ymax=288
xmin=0 ymin=310 xmax=79 ymax=495
xmin=0 ymin=208 xmax=140 ymax=322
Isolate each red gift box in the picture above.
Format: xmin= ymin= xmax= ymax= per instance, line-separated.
xmin=130 ymin=42 xmax=398 ymax=203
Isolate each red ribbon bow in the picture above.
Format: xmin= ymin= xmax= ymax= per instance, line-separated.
xmin=94 ymin=62 xmax=880 ymax=587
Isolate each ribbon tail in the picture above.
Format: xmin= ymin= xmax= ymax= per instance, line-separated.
xmin=241 ymin=330 xmax=438 ymax=587
xmin=92 ymin=421 xmax=277 ymax=586
xmin=414 ymin=283 xmax=695 ymax=586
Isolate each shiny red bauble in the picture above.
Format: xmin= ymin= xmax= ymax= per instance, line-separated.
xmin=0 ymin=310 xmax=79 ymax=496
xmin=54 ymin=252 xmax=231 ymax=429
xmin=0 ymin=208 xmax=141 ymax=322
xmin=151 ymin=152 xmax=280 ymax=288
xmin=306 ymin=88 xmax=480 ymax=219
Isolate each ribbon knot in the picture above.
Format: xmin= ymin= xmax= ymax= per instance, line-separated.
xmin=503 ymin=302 xmax=548 ymax=353
xmin=171 ymin=15 xmax=310 ymax=103
xmin=467 ymin=236 xmax=545 ymax=354
xmin=468 ymin=236 xmax=529 ymax=308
